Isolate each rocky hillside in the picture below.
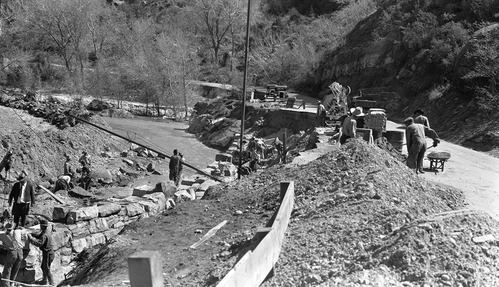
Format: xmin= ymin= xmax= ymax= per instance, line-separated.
xmin=314 ymin=0 xmax=499 ymax=156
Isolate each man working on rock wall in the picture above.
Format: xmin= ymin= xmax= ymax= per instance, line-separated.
xmin=8 ymin=170 xmax=35 ymax=229
xmin=28 ymin=219 xmax=54 ymax=286
xmin=413 ymin=108 xmax=430 ymax=128
xmin=340 ymin=107 xmax=364 ymax=144
xmin=0 ymin=223 xmax=24 ymax=287
xmin=79 ymin=151 xmax=91 ymax=177
xmin=404 ymin=117 xmax=440 ymax=174
xmin=169 ymin=149 xmax=181 ymax=186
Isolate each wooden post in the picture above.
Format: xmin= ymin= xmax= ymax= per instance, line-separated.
xmin=282 ymin=129 xmax=287 ymax=164
xmin=128 ymin=250 xmax=163 ymax=287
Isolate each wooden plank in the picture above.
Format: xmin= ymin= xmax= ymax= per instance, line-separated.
xmin=38 ymin=185 xmax=65 ymax=204
xmin=216 ymin=181 xmax=294 ymax=287
xmin=190 ymin=220 xmax=228 ymax=249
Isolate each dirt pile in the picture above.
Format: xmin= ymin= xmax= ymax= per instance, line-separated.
xmin=204 ymin=139 xmax=499 ymax=286
xmin=65 ymin=138 xmax=499 ymax=287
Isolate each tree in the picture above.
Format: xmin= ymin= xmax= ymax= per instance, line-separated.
xmin=190 ymin=0 xmax=246 ymax=65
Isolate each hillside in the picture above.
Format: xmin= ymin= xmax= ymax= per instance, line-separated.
xmin=313 ymin=0 xmax=499 ymax=156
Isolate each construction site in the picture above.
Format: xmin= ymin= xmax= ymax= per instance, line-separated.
xmin=0 ymin=81 xmax=498 ymax=287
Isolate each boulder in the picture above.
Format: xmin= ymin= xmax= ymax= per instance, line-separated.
xmin=66 ymin=206 xmax=99 ymax=224
xmin=67 ymin=221 xmax=90 ymax=237
xmin=146 ymin=162 xmax=155 ymax=172
xmin=198 ymin=179 xmax=219 ymax=192
xmin=69 ymin=186 xmax=93 ymax=198
xmin=53 ymin=206 xmax=71 ymax=222
xmin=174 ymin=190 xmax=194 ymax=202
xmin=119 ymin=167 xmax=141 ymax=177
xmin=86 ymin=233 xmax=106 ymax=247
xmin=97 ymin=203 xmax=121 ymax=217
xmin=125 ymin=203 xmax=144 ymax=217
xmin=87 ymin=99 xmax=112 ymax=111
xmin=143 ymin=192 xmax=167 ymax=211
xmin=89 ymin=169 xmax=114 ymax=183
xmin=215 ymin=153 xmax=232 ymax=162
xmin=72 ymin=237 xmax=88 ymax=253
xmin=123 ymin=158 xmax=134 ymax=166
xmin=153 ymin=181 xmax=176 ymax=198
xmin=52 ymin=228 xmax=72 ymax=250
xmin=104 ymin=227 xmax=123 ymax=242
xmin=137 ymin=201 xmax=160 ymax=215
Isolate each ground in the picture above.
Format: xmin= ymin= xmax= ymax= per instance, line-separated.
xmin=1 ymin=91 xmax=499 ymax=287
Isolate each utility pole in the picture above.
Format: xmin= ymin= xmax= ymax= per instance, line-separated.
xmin=238 ymin=0 xmax=252 ymax=179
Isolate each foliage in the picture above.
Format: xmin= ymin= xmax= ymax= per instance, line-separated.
xmin=262 ymin=0 xmax=352 ymax=16
xmin=462 ymin=29 xmax=499 ymax=110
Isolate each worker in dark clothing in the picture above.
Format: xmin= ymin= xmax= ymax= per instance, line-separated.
xmin=316 ymin=101 xmax=327 ymax=127
xmin=0 ymin=223 xmax=25 ymax=287
xmin=9 ymin=170 xmax=36 ymax=229
xmin=404 ymin=117 xmax=440 ymax=174
xmin=340 ymin=107 xmax=364 ymax=144
xmin=413 ymin=108 xmax=430 ymax=128
xmin=79 ymin=151 xmax=91 ymax=176
xmin=28 ymin=219 xmax=54 ymax=286
xmin=169 ymin=149 xmax=181 ymax=185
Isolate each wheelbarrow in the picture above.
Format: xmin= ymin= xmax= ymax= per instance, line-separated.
xmin=427 ymin=151 xmax=451 ymax=172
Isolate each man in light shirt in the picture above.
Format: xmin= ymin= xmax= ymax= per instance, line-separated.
xmin=0 ymin=223 xmax=25 ymax=286
xmin=8 ymin=170 xmax=36 ymax=228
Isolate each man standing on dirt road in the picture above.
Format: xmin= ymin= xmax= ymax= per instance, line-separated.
xmin=28 ymin=219 xmax=54 ymax=286
xmin=404 ymin=117 xmax=440 ymax=174
xmin=413 ymin=108 xmax=430 ymax=128
xmin=169 ymin=149 xmax=181 ymax=186
xmin=176 ymin=153 xmax=185 ymax=187
xmin=8 ymin=170 xmax=35 ymax=229
xmin=0 ymin=223 xmax=24 ymax=287
xmin=316 ymin=100 xmax=327 ymax=127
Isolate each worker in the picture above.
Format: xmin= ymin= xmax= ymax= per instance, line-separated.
xmin=316 ymin=101 xmax=327 ymax=127
xmin=78 ymin=151 xmax=91 ymax=176
xmin=404 ymin=117 xmax=440 ymax=174
xmin=176 ymin=153 xmax=185 ymax=187
xmin=169 ymin=149 xmax=181 ymax=185
xmin=0 ymin=223 xmax=24 ymax=287
xmin=249 ymin=149 xmax=260 ymax=172
xmin=8 ymin=170 xmax=35 ymax=229
xmin=340 ymin=107 xmax=364 ymax=144
xmin=413 ymin=108 xmax=430 ymax=128
xmin=27 ymin=219 xmax=54 ymax=286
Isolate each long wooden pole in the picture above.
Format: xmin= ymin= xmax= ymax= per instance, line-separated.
xmin=68 ymin=115 xmax=222 ymax=182
xmin=237 ymin=0 xmax=252 ymax=180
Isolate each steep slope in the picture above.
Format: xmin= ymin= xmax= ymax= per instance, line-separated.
xmin=315 ymin=0 xmax=499 ymax=156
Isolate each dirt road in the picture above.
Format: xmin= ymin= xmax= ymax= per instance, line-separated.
xmin=102 ymin=116 xmax=220 ymax=176
xmin=386 ymin=121 xmax=499 ymax=221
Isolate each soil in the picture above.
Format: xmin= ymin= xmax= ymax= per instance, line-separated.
xmin=2 ymin=89 xmax=499 ymax=287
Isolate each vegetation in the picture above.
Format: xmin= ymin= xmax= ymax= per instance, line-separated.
xmin=0 ymin=0 xmax=498 ymax=114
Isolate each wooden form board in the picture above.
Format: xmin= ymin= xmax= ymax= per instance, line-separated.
xmin=216 ymin=181 xmax=295 ymax=287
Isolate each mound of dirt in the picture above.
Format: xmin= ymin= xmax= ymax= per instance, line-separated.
xmin=62 ymin=139 xmax=499 ymax=287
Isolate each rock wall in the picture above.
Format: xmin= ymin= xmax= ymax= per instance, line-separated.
xmin=11 ymin=191 xmax=174 ymax=283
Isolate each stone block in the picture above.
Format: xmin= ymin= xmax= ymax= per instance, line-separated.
xmin=137 ymin=201 xmax=159 ymax=215
xmin=215 ymin=153 xmax=232 ymax=162
xmin=126 ymin=203 xmax=144 ymax=217
xmin=59 ymin=247 xmax=73 ymax=256
xmin=72 ymin=237 xmax=88 ymax=253
xmin=189 ymin=189 xmax=196 ymax=200
xmin=197 ymin=179 xmax=219 ymax=192
xmin=153 ymin=182 xmax=176 ymax=199
xmin=69 ymin=186 xmax=93 ymax=198
xmin=86 ymin=233 xmax=106 ymax=247
xmin=195 ymin=191 xmax=205 ymax=199
xmin=52 ymin=228 xmax=72 ymax=250
xmin=120 ymin=167 xmax=141 ymax=177
xmin=104 ymin=227 xmax=123 ymax=242
xmin=67 ymin=221 xmax=90 ymax=237
xmin=146 ymin=162 xmax=155 ymax=172
xmin=127 ymin=215 xmax=141 ymax=224
xmin=174 ymin=190 xmax=193 ymax=202
xmin=113 ymin=221 xmax=125 ymax=229
xmin=66 ymin=205 xmax=99 ymax=224
xmin=98 ymin=203 xmax=122 ymax=217
xmin=106 ymin=215 xmax=120 ymax=227
xmin=128 ymin=251 xmax=163 ymax=287
xmin=123 ymin=158 xmax=134 ymax=166
xmin=88 ymin=218 xmax=109 ymax=234
xmin=133 ymin=184 xmax=154 ymax=197
xmin=53 ymin=206 xmax=71 ymax=223
xmin=90 ymin=169 xmax=114 ymax=183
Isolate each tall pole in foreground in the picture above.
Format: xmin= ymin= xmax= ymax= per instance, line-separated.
xmin=238 ymin=0 xmax=252 ymax=179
